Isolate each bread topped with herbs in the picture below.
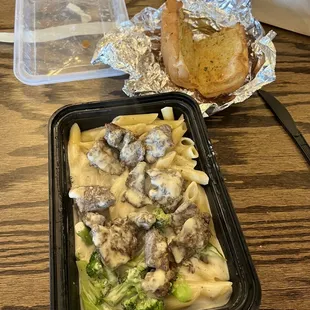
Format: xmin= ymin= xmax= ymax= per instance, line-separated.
xmin=161 ymin=0 xmax=249 ymax=98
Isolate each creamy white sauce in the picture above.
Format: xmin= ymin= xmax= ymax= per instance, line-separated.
xmin=182 ymin=217 xmax=197 ymax=232
xmin=68 ymin=126 xmax=118 ymax=189
xmin=171 ymin=246 xmax=185 ymax=264
xmin=142 ymin=269 xmax=166 ymax=292
xmin=69 ymin=124 xmax=232 ymax=310
xmin=73 ymin=213 xmax=94 ymax=262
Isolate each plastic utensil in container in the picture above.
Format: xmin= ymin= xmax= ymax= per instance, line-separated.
xmin=48 ymin=92 xmax=261 ymax=310
xmin=14 ymin=0 xmax=128 ymax=85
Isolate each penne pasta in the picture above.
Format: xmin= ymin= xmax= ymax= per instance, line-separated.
xmin=109 ymin=170 xmax=136 ymax=220
xmin=164 ymin=290 xmax=201 ymax=310
xmin=182 ymin=145 xmax=199 ymax=159
xmin=94 ymin=128 xmax=106 ymax=141
xmin=189 ymin=281 xmax=232 ymax=301
xmin=139 ymin=131 xmax=149 ymax=141
xmin=70 ymin=123 xmax=82 ymax=144
xmin=68 ymin=108 xmax=232 ymax=310
xmin=175 ymin=144 xmax=199 ymax=159
xmin=68 ymin=124 xmax=82 ymax=166
xmin=152 ymin=119 xmax=184 ymax=129
xmin=180 ymin=137 xmax=195 ymax=146
xmin=154 ymin=151 xmax=177 ymax=169
xmin=172 ymin=282 xmax=232 ymax=310
xmin=179 ymin=294 xmax=231 ymax=310
xmin=121 ymin=123 xmax=147 ymax=136
xmin=184 ymin=181 xmax=199 ymax=203
xmin=172 ymin=122 xmax=187 ymax=145
xmin=174 ymin=154 xmax=197 ymax=168
xmin=179 ymin=265 xmax=204 ymax=282
xmin=161 ymin=107 xmax=175 ymax=120
xmin=189 ymin=257 xmax=230 ymax=282
xmin=68 ymin=124 xmax=117 ymax=189
xmin=110 ymin=200 xmax=136 ymax=220
xmin=174 ymin=144 xmax=187 ymax=155
xmin=81 ymin=127 xmax=105 ymax=142
xmin=172 ymin=165 xmax=209 ymax=185
xmin=79 ymin=141 xmax=94 ymax=154
xmin=112 ymin=113 xmax=158 ymax=126
xmin=196 ymin=184 xmax=211 ymax=213
xmin=145 ymin=124 xmax=161 ymax=132
xmin=110 ymin=170 xmax=129 ymax=201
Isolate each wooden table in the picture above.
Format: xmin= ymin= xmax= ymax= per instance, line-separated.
xmin=0 ymin=1 xmax=309 ymax=309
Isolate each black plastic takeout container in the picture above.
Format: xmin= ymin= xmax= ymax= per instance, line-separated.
xmin=48 ymin=92 xmax=261 ymax=310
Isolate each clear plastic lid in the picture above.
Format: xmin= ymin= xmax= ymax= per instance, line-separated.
xmin=14 ymin=0 xmax=128 ymax=85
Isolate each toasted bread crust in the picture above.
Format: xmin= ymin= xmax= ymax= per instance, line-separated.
xmin=161 ymin=0 xmax=249 ymax=98
xmin=161 ymin=0 xmax=196 ymax=89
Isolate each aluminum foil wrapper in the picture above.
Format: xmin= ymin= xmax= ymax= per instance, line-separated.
xmin=92 ymin=0 xmax=277 ymax=117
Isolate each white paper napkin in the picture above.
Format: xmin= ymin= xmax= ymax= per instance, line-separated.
xmin=252 ymin=0 xmax=310 ymax=36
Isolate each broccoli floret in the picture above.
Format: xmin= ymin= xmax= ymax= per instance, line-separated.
xmin=136 ymin=298 xmax=164 ymax=310
xmin=172 ymin=276 xmax=193 ymax=303
xmin=104 ymin=282 xmax=136 ymax=306
xmin=75 ymin=222 xmax=93 ymax=246
xmin=126 ymin=262 xmax=147 ymax=281
xmin=122 ymin=295 xmax=139 ymax=310
xmin=118 ymin=250 xmax=146 ymax=282
xmin=119 ymin=263 xmax=164 ymax=310
xmin=122 ymin=294 xmax=164 ymax=310
xmin=81 ymin=290 xmax=113 ymax=310
xmin=153 ymin=208 xmax=171 ymax=229
xmin=77 ymin=260 xmax=111 ymax=307
xmin=199 ymin=242 xmax=226 ymax=261
xmin=125 ymin=250 xmax=145 ymax=268
xmin=87 ymin=252 xmax=105 ymax=278
xmin=104 ymin=263 xmax=147 ymax=306
xmin=86 ymin=252 xmax=118 ymax=285
xmin=91 ymin=278 xmax=112 ymax=298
